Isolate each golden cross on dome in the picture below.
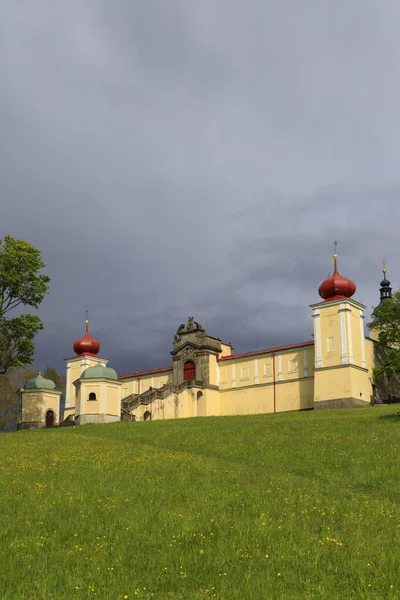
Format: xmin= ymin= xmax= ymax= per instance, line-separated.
xmin=333 ymin=240 xmax=338 ymax=259
xmin=382 ymin=258 xmax=387 ymax=273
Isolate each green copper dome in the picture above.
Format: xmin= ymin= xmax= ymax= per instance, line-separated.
xmin=81 ymin=364 xmax=118 ymax=380
xmin=25 ymin=373 xmax=56 ymax=390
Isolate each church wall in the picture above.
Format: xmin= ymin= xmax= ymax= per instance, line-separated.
xmin=313 ymin=365 xmax=371 ymax=408
xmin=220 ymin=342 xmax=232 ymax=358
xmin=65 ymin=356 xmax=107 ymax=410
xmin=20 ymin=390 xmax=61 ymax=428
xmin=218 ymin=376 xmax=314 ymax=416
xmin=106 ymin=384 xmax=121 ymax=418
xmin=319 ymin=305 xmax=342 ymax=368
xmin=75 ymin=379 xmax=121 ymax=424
xmin=349 ymin=309 xmax=363 ymax=367
xmin=208 ymin=355 xmax=219 ymax=387
xmin=119 ymin=371 xmax=173 ymax=398
xmin=218 ymin=347 xmax=314 ymax=390
xmin=79 ymin=383 xmax=101 ymax=416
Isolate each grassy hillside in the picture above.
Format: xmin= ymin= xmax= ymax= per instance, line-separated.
xmin=0 ymin=406 xmax=399 ymax=600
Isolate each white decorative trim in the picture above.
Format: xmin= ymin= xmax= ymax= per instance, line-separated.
xmin=263 ymin=362 xmax=273 ymax=377
xmin=219 ymin=368 xmax=227 ymax=384
xmin=232 ymin=363 xmax=236 ymax=387
xmin=360 ymin=312 xmax=367 ymax=368
xmin=151 ymin=376 xmax=155 ymax=388
xmin=278 ymin=354 xmax=283 ymax=381
xmin=240 ymin=366 xmax=250 ymax=381
xmin=339 ymin=304 xmax=348 ymax=364
xmin=216 ymin=361 xmax=220 ymax=386
xmin=313 ymin=309 xmax=323 ymax=368
xmin=347 ymin=310 xmax=354 ymax=363
xmin=327 ymin=336 xmax=336 ymax=352
xmin=303 ymin=349 xmax=308 ymax=377
xmin=81 ymin=359 xmax=86 ymax=374
xmin=65 ymin=363 xmax=71 ymax=408
xmin=254 ymin=358 xmax=259 ymax=384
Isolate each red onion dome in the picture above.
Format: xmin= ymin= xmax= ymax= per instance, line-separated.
xmin=73 ymin=320 xmax=100 ymax=356
xmin=318 ymin=254 xmax=356 ymax=302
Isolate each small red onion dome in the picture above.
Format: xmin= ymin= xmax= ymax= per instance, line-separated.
xmin=73 ymin=320 xmax=100 ymax=356
xmin=318 ymin=254 xmax=356 ymax=302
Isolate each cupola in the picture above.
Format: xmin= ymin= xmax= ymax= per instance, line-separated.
xmin=81 ymin=364 xmax=118 ymax=380
xmin=73 ymin=318 xmax=100 ymax=356
xmin=318 ymin=250 xmax=356 ymax=302
xmin=25 ymin=372 xmax=56 ymax=390
xmin=379 ymin=261 xmax=392 ymax=305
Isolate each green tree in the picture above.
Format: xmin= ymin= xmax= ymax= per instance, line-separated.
xmin=370 ymin=290 xmax=400 ymax=400
xmin=0 ymin=367 xmax=38 ymax=431
xmin=0 ymin=236 xmax=50 ymax=376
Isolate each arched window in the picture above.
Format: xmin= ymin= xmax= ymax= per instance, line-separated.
xmin=89 ymin=392 xmax=97 ymax=401
xmin=183 ymin=361 xmax=196 ymax=381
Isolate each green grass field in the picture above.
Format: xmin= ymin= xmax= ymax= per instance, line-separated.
xmin=0 ymin=406 xmax=399 ymax=600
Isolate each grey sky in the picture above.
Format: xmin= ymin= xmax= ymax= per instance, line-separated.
xmin=2 ymin=1 xmax=400 ymax=375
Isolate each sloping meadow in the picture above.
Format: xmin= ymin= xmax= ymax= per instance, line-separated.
xmin=0 ymin=407 xmax=399 ymax=599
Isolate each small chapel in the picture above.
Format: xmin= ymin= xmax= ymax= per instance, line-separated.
xmin=17 ymin=252 xmax=393 ymax=429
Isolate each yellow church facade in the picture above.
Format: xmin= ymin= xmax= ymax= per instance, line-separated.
xmin=18 ymin=253 xmax=390 ymax=429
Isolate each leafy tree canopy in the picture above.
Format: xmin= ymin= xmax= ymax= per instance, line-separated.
xmin=369 ymin=290 xmax=400 ymax=380
xmin=0 ymin=236 xmax=50 ymax=375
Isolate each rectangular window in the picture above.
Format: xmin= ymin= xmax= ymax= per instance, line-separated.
xmin=288 ymin=359 xmax=298 ymax=373
xmin=327 ymin=336 xmax=336 ymax=352
xmin=219 ymin=369 xmax=228 ymax=384
xmin=240 ymin=366 xmax=250 ymax=381
xmin=263 ymin=362 xmax=272 ymax=377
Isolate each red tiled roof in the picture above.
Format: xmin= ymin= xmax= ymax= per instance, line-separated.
xmin=118 ymin=366 xmax=173 ymax=380
xmin=217 ymin=340 xmax=314 ymax=362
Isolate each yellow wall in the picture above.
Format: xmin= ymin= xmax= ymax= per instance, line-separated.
xmin=220 ymin=342 xmax=232 ymax=358
xmin=65 ymin=356 xmax=107 ymax=410
xmin=20 ymin=389 xmax=61 ymax=427
xmin=218 ymin=347 xmax=314 ymax=390
xmin=76 ymin=378 xmax=122 ymax=420
xmin=119 ymin=371 xmax=173 ymax=398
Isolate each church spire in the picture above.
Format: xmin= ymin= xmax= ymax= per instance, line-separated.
xmin=379 ymin=259 xmax=392 ymax=305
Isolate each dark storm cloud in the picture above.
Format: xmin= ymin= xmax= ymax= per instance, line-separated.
xmin=2 ymin=1 xmax=400 ymax=376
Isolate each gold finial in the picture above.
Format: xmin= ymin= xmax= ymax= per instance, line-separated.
xmin=382 ymin=258 xmax=387 ymax=274
xmin=333 ymin=240 xmax=338 ymax=260
xmin=85 ymin=309 xmax=89 ymax=326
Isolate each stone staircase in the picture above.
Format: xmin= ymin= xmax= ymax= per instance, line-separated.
xmin=120 ymin=380 xmax=203 ymax=420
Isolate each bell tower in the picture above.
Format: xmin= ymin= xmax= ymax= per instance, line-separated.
xmin=310 ymin=248 xmax=372 ymax=408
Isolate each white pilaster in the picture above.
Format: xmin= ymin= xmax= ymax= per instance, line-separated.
xmin=277 ymin=354 xmax=283 ymax=381
xmin=360 ymin=312 xmax=367 ymax=368
xmin=216 ymin=361 xmax=220 ymax=386
xmin=339 ymin=304 xmax=348 ymax=364
xmin=303 ymin=349 xmax=308 ymax=377
xmin=313 ymin=309 xmax=323 ymax=368
xmin=347 ymin=309 xmax=354 ymax=363
xmin=65 ymin=363 xmax=71 ymax=408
